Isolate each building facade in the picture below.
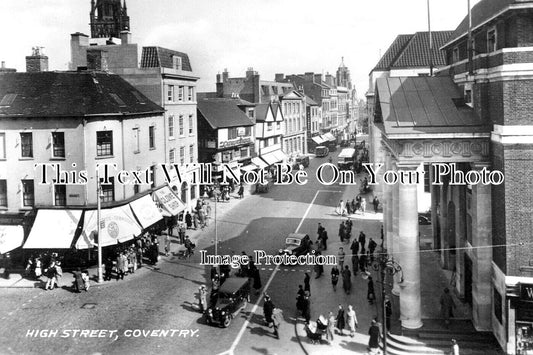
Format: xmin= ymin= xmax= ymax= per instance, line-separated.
xmin=280 ymin=90 xmax=307 ymax=157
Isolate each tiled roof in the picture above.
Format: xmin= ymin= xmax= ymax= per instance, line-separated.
xmin=443 ymin=0 xmax=518 ymax=48
xmin=373 ymin=31 xmax=453 ymax=71
xmin=0 ymin=71 xmax=163 ymax=118
xmin=197 ymin=99 xmax=254 ymax=129
xmin=271 ymin=102 xmax=283 ymax=120
xmin=254 ymin=103 xmax=270 ymax=122
xmin=140 ymin=46 xmax=192 ymax=71
xmin=305 ymin=96 xmax=318 ymax=106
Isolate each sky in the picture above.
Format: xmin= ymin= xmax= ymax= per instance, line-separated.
xmin=0 ymin=0 xmax=480 ymax=99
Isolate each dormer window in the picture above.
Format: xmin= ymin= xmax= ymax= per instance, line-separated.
xmin=172 ymin=55 xmax=182 ymax=70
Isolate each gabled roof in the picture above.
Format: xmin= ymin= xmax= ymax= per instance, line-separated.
xmin=0 ymin=71 xmax=163 ymax=118
xmin=373 ymin=31 xmax=453 ymax=72
xmin=305 ymin=96 xmax=318 ymax=106
xmin=140 ymin=46 xmax=192 ymax=71
xmin=254 ymin=103 xmax=271 ymax=122
xmin=271 ymin=102 xmax=283 ymax=120
xmin=443 ymin=0 xmax=526 ymax=48
xmin=374 ymin=76 xmax=490 ymax=135
xmin=197 ymin=99 xmax=254 ymax=129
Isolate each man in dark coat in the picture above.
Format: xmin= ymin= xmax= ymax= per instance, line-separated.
xmin=367 ymin=276 xmax=375 ymax=304
xmin=368 ymin=238 xmax=377 ymax=261
xmin=372 ymin=196 xmax=379 ymax=213
xmin=440 ymin=287 xmax=456 ymax=326
xmin=301 ymin=292 xmax=311 ymax=324
xmin=263 ymin=295 xmax=275 ymax=325
xmin=358 ymin=231 xmax=366 ymax=253
xmin=336 ymin=305 xmax=346 ymax=335
xmin=72 ymin=267 xmax=84 ymax=293
xmin=251 ymin=264 xmax=262 ymax=294
xmin=339 ymin=223 xmax=346 ymax=243
xmin=296 ymin=285 xmax=305 ymax=314
xmin=185 ymin=211 xmax=192 ymax=229
xmin=304 ymin=273 xmax=311 ymax=296
xmin=368 ymin=319 xmax=381 ymax=351
xmin=104 ymin=257 xmax=114 ymax=281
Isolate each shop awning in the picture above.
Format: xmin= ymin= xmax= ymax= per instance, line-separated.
xmin=76 ymin=205 xmax=142 ymax=249
xmin=323 ymin=132 xmax=336 ymax=141
xmin=153 ymin=186 xmax=186 ymax=216
xmin=272 ymin=150 xmax=288 ymax=163
xmin=0 ymin=225 xmax=24 ymax=254
xmin=24 ymin=210 xmax=82 ymax=249
xmin=252 ymin=157 xmax=268 ymax=170
xmin=240 ymin=164 xmax=258 ymax=173
xmin=129 ymin=194 xmax=163 ymax=229
xmin=260 ymin=152 xmax=279 ymax=166
xmin=312 ymin=136 xmax=325 ymax=144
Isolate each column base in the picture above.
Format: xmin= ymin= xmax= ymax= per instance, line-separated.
xmin=401 ymin=318 xmax=423 ymax=329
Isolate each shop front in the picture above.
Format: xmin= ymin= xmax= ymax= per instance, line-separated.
xmin=514 ymin=284 xmax=533 ymax=354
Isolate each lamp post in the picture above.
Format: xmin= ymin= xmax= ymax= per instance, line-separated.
xmin=96 ymin=169 xmax=103 ymax=284
xmin=367 ymin=253 xmax=402 ymax=355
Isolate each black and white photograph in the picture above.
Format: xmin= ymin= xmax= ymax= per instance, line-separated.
xmin=0 ymin=0 xmax=531 ymax=354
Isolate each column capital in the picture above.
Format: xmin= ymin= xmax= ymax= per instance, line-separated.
xmin=470 ymin=161 xmax=491 ymax=170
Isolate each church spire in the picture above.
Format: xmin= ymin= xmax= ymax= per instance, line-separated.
xmin=90 ymin=0 xmax=130 ymax=39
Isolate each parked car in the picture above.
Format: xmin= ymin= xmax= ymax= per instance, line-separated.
xmin=315 ymin=146 xmax=329 ymax=157
xmin=292 ymin=155 xmax=310 ymax=170
xmin=205 ymin=277 xmax=250 ymax=328
xmin=281 ymin=233 xmax=313 ymax=257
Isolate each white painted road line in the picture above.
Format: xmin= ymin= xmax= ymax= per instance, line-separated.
xmin=225 ymin=190 xmax=323 ymax=354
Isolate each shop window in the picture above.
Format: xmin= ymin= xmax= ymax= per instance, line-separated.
xmin=52 ymin=132 xmax=65 ymax=158
xmin=22 ymin=179 xmax=34 ymax=207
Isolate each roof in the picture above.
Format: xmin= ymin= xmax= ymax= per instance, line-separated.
xmin=271 ymin=102 xmax=283 ymax=120
xmin=0 ymin=71 xmax=163 ymax=118
xmin=373 ymin=31 xmax=453 ymax=71
xmin=197 ymin=99 xmax=254 ymax=129
xmin=374 ymin=76 xmax=490 ymax=135
xmin=254 ymin=103 xmax=270 ymax=122
xmin=305 ymin=96 xmax=318 ymax=105
xmin=140 ymin=46 xmax=192 ymax=71
xmin=443 ymin=0 xmax=526 ymax=48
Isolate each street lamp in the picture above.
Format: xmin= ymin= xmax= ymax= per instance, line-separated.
xmin=96 ymin=169 xmax=104 ymax=283
xmin=366 ymin=253 xmax=403 ymax=355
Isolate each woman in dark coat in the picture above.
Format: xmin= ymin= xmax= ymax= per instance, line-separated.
xmin=336 ymin=304 xmax=346 ymax=335
xmin=342 ymin=266 xmax=352 ymax=294
xmin=331 ymin=266 xmax=340 ymax=291
xmin=301 ymin=293 xmax=311 ymax=324
xmin=296 ymin=285 xmax=305 ymax=314
xmin=185 ymin=211 xmax=192 ymax=229
xmin=367 ymin=276 xmax=375 ymax=304
xmin=251 ymin=265 xmax=262 ymax=294
xmin=304 ymin=273 xmax=311 ymax=296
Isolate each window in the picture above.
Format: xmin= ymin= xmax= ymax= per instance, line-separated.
xmin=178 ymin=86 xmax=184 ymax=101
xmin=276 ymin=122 xmax=281 ymax=130
xmin=178 ymin=115 xmax=183 ymax=136
xmin=96 ymin=131 xmax=113 ymax=156
xmin=267 ymin=122 xmax=273 ymax=131
xmin=0 ymin=132 xmax=5 ymax=159
xmin=189 ymin=144 xmax=194 ymax=163
xmin=452 ymin=47 xmax=459 ymax=62
xmin=167 ymin=85 xmax=174 ymax=102
xmin=172 ymin=55 xmax=182 ymax=70
xmin=188 ymin=87 xmax=194 ymax=101
xmin=133 ymin=184 xmax=140 ymax=195
xmin=54 ymin=184 xmax=66 ymax=206
xmin=487 ymin=28 xmax=497 ymax=52
xmin=133 ymin=128 xmax=140 ymax=153
xmin=188 ymin=115 xmax=194 ymax=134
xmin=240 ymin=147 xmax=248 ymax=158
xmin=424 ymin=164 xmax=430 ymax=193
xmin=150 ymin=165 xmax=156 ymax=188
xmin=52 ymin=132 xmax=65 ymax=158
xmin=465 ymin=89 xmax=472 ymax=107
xmin=179 ymin=147 xmax=185 ymax=165
xmin=168 ymin=115 xmax=175 ymax=138
xmin=20 ymin=132 xmax=33 ymax=158
xmin=0 ymin=180 xmax=6 ymax=207
xmin=169 ymin=149 xmax=176 ymax=164
xmin=273 ymin=136 xmax=279 ymax=144
xmin=100 ymin=177 xmax=115 ymax=202
xmin=247 ymin=109 xmax=254 ymax=119
xmin=22 ymin=179 xmax=34 ymax=207
xmin=149 ymin=126 xmax=155 ymax=149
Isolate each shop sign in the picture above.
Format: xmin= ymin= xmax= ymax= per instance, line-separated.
xmin=520 ymin=283 xmax=533 ymax=302
xmin=219 ymin=137 xmax=251 ymax=149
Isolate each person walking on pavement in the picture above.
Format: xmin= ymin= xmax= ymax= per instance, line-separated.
xmin=361 ymin=198 xmax=367 ymax=215
xmin=178 ymin=222 xmax=186 ymax=244
xmin=237 ymin=183 xmax=244 ymax=199
xmin=450 ymin=339 xmax=460 ymax=355
xmin=367 ymin=275 xmax=376 ymax=305
xmin=319 ymin=229 xmax=328 ymax=250
xmin=331 ymin=265 xmax=340 ymax=291
xmin=198 ymin=285 xmax=208 ymax=313
xmin=440 ymin=287 xmax=456 ymax=327
xmin=327 ymin=311 xmax=336 ymax=342
xmin=73 ymin=267 xmax=84 ymax=293
xmin=185 ymin=211 xmax=192 ymax=229
xmin=263 ymin=294 xmax=275 ymax=326
xmin=350 ymin=239 xmax=359 ymax=273
xmin=338 ymin=247 xmax=346 ymax=270
xmin=104 ymin=257 xmax=114 ymax=281
xmin=385 ymin=297 xmax=392 ymax=333
xmin=304 ymin=273 xmax=311 ymax=296
xmin=373 ymin=196 xmax=379 ymax=213
xmin=251 ymin=263 xmax=262 ymax=295
xmin=302 ymin=292 xmax=311 ymax=324
xmin=346 ymin=305 xmax=358 ymax=337
xmin=296 ymin=285 xmax=305 ymax=315
xmin=368 ymin=319 xmax=381 ymax=353
xmin=338 ymin=222 xmax=346 ymax=243
xmin=336 ymin=304 xmax=346 ymax=335
xmin=116 ymin=252 xmax=127 ymax=280
xmin=358 ymin=231 xmax=366 ymax=253
xmin=314 ymin=251 xmax=324 ymax=278
xmin=342 ymin=265 xmax=352 ymax=295
xmin=368 ymin=238 xmax=377 ymax=262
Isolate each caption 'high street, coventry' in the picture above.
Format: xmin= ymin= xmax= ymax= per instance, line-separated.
xmin=1 ymin=0 xmax=533 ymax=354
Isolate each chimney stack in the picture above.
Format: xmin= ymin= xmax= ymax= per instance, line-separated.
xmin=304 ymin=72 xmax=314 ymax=82
xmin=0 ymin=61 xmax=16 ymax=73
xmin=86 ymin=49 xmax=109 ymax=71
xmin=120 ymin=30 xmax=131 ymax=45
xmin=275 ymin=73 xmax=284 ymax=82
xmin=222 ymin=68 xmax=229 ymax=82
xmin=314 ymin=74 xmax=322 ymax=84
xmin=246 ymin=67 xmax=255 ymax=78
xmin=26 ymin=47 xmax=48 ymax=73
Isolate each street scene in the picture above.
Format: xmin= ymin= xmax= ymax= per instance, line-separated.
xmin=1 ymin=0 xmax=533 ymax=354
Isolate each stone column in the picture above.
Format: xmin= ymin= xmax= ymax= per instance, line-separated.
xmin=391 ymin=161 xmax=401 ymax=297
xmin=439 ymin=175 xmax=450 ymax=269
xmin=385 ymin=153 xmax=394 ymax=254
xmin=398 ymin=163 xmax=423 ymax=329
xmin=430 ymin=164 xmax=439 ymax=250
xmin=471 ymin=162 xmax=492 ymax=331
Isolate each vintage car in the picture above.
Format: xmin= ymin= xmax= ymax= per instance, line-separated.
xmin=281 ymin=233 xmax=313 ymax=257
xmin=315 ymin=146 xmax=329 ymax=157
xmin=292 ymin=155 xmax=310 ymax=170
xmin=205 ymin=277 xmax=250 ymax=328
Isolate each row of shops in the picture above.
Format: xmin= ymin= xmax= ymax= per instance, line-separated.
xmin=0 ymin=185 xmax=186 ymax=262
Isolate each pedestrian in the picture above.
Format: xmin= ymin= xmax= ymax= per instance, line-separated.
xmin=331 ymin=265 xmax=340 ymax=291
xmin=81 ymin=269 xmax=90 ymax=291
xmin=44 ymin=261 xmax=56 ymax=290
xmin=73 ymin=267 xmax=84 ymax=293
xmin=440 ymin=287 xmax=456 ymax=327
xmin=104 ymin=257 xmax=113 ymax=281
xmin=34 ymin=256 xmax=42 ymax=279
xmin=338 ymin=222 xmax=345 ymax=243
xmin=238 ymin=183 xmax=244 ymax=199
xmin=272 ymin=307 xmax=283 ymax=339
xmin=304 ymin=273 xmax=311 ymax=296
xmin=24 ymin=255 xmax=34 ymax=278
xmin=193 ymin=212 xmax=199 ymax=230
xmin=450 ymin=339 xmax=460 ymax=355
xmin=358 ymin=231 xmax=366 ymax=252
xmin=373 ymin=196 xmax=379 ymax=213
xmin=368 ymin=238 xmax=377 ymax=261
xmin=361 ymin=198 xmax=367 ymax=215
xmin=314 ymin=251 xmax=324 ymax=278
xmin=336 ymin=305 xmax=346 ymax=335
xmin=296 ymin=285 xmax=305 ymax=315
xmin=359 ymin=252 xmax=367 ymax=273
xmin=116 ymin=252 xmax=127 ymax=280
xmin=385 ymin=297 xmax=392 ymax=332
xmin=251 ymin=264 xmax=262 ymax=295
xmin=321 ymin=230 xmax=328 ymax=250
xmin=54 ymin=261 xmax=63 ymax=288
xmin=263 ymin=294 xmax=275 ymax=326
xmin=367 ymin=276 xmax=375 ymax=305
xmin=326 ymin=311 xmax=336 ymax=342
xmin=368 ymin=319 xmax=381 ymax=353
xmin=165 ymin=233 xmax=171 ymax=256
xmin=136 ymin=238 xmax=144 ymax=266
xmin=212 ymin=273 xmax=220 ymax=293
xmin=302 ymin=292 xmax=311 ymax=324
xmin=185 ymin=211 xmax=192 ymax=229
xmin=338 ymin=247 xmax=346 ymax=270
xmin=351 ymin=199 xmax=356 ymax=213
xmin=342 ymin=265 xmax=352 ymax=294
xmin=317 ymin=222 xmax=325 ymax=239
xmin=336 ymin=199 xmax=347 ymax=215
xmin=346 ymin=305 xmax=358 ymax=337
xmin=178 ymin=222 xmax=186 ymax=244
xmin=198 ymin=285 xmax=208 ymax=313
